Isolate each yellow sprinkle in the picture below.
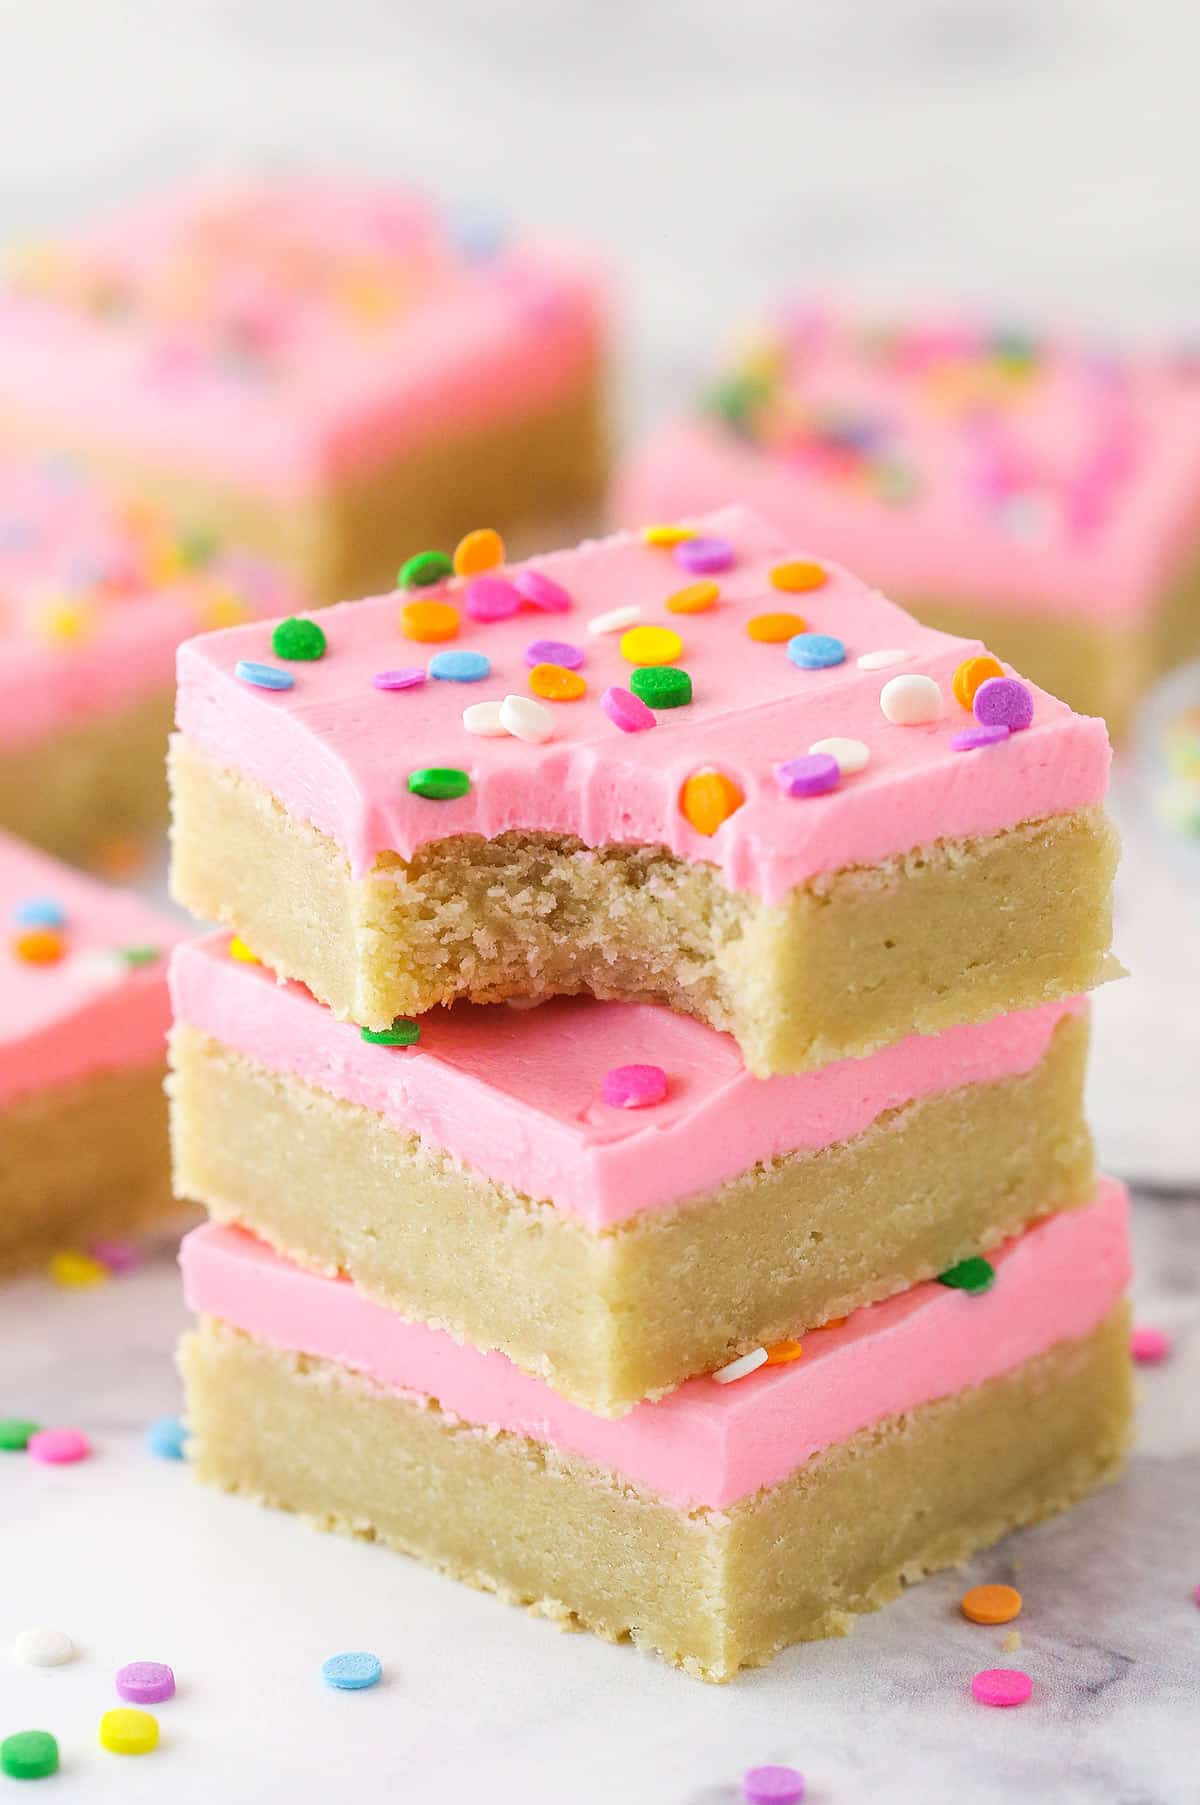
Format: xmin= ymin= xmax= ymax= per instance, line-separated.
xmin=642 ymin=524 xmax=696 ymax=548
xmin=453 ymin=528 xmax=505 ymax=577
xmin=195 ymin=586 xmax=250 ymax=630
xmin=49 ymin=1250 xmax=109 ymax=1290
xmin=680 ymin=769 xmax=743 ymax=837
xmin=665 ymin=581 xmax=718 ymax=615
xmin=228 ymin=937 xmax=260 ymax=965
xmin=35 ymin=599 xmax=95 ymax=646
xmin=147 ymin=542 xmax=185 ymax=585
xmin=620 ymin=624 xmax=683 ymax=667
xmin=769 ymin=559 xmax=827 ymax=593
xmin=99 ymin=1709 xmax=158 ymax=1756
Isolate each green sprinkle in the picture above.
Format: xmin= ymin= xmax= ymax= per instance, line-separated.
xmin=360 ymin=1018 xmax=421 ymax=1048
xmin=937 ymin=1256 xmax=995 ymax=1296
xmin=989 ymin=329 xmax=1038 ymax=372
xmin=121 ymin=945 xmax=160 ymax=968
xmin=407 ymin=766 xmax=471 ymax=801
xmin=399 ymin=550 xmax=454 ymax=589
xmin=0 ymin=1417 xmax=40 ymax=1451
xmin=178 ymin=526 xmax=219 ymax=568
xmin=704 ymin=370 xmax=772 ymax=429
xmin=272 ymin=616 xmax=328 ymax=661
xmin=1 ymin=1732 xmax=59 ymax=1781
xmin=630 ymin=666 xmax=692 ymax=709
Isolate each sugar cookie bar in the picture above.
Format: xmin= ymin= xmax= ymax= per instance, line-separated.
xmin=0 ymin=831 xmax=184 ymax=1271
xmin=0 ymin=179 xmax=608 ymax=606
xmin=179 ymin=1180 xmax=1133 ymax=1681
xmin=170 ymin=506 xmax=1119 ymax=1075
xmin=615 ymin=307 xmax=1200 ymax=733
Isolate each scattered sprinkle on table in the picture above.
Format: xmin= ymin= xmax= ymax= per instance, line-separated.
xmin=372 ymin=667 xmax=426 ymax=691
xmin=429 ymin=649 xmax=491 ymax=683
xmin=116 ymin=1661 xmax=176 ymax=1705
xmin=0 ymin=1418 xmax=40 ymax=1451
xmin=770 ymin=558 xmax=826 ymax=593
xmin=952 ymin=723 xmax=1010 ymax=752
xmin=465 ymin=576 xmax=521 ymax=622
xmin=588 ymin=604 xmax=640 ymax=636
xmin=27 ymin=1427 xmax=91 ymax=1465
xmin=99 ymin=1707 xmax=159 ymax=1755
xmin=971 ymin=1668 xmax=1033 ymax=1708
xmin=630 ymin=666 xmax=692 ymax=709
xmin=361 ymin=1018 xmax=421 ymax=1048
xmin=953 ymin=654 xmax=1004 ymax=710
xmin=602 ymin=1064 xmax=668 ymax=1109
xmin=234 ymin=659 xmax=293 ymax=692
xmin=321 ymin=1651 xmax=383 ymax=1691
xmin=12 ymin=1628 xmax=75 ymax=1668
xmin=681 ymin=769 xmax=743 ymax=834
xmin=974 ymin=675 xmax=1034 ymax=732
xmin=146 ymin=1415 xmax=187 ymax=1460
xmin=880 ymin=672 xmax=942 ymax=724
xmin=453 ymin=527 xmax=505 ymax=576
xmin=742 ymin=1764 xmax=805 ymax=1804
xmin=673 ymin=535 xmax=734 ymax=575
xmin=407 ymin=767 xmax=470 ymax=801
xmin=400 ymin=598 xmax=459 ymax=642
xmin=809 ymin=736 xmax=870 ymax=775
xmin=857 ymin=647 xmax=910 ymax=670
xmin=714 ymin=1348 xmax=769 ymax=1385
xmin=666 ymin=580 xmax=718 ymax=614
xmin=398 ymin=549 xmax=453 ymax=589
xmin=514 ymin=569 xmax=571 ymax=613
xmin=1131 ymin=1325 xmax=1171 ymax=1364
xmin=499 ymin=694 xmax=555 ymax=744
xmin=748 ymin=611 xmax=806 ymax=643
xmin=775 ymin=754 xmax=840 ymax=799
xmin=961 ymin=1584 xmax=1023 ymax=1625
xmin=787 ymin=632 xmax=845 ymax=670
xmin=48 ymin=1249 xmax=108 ymax=1288
xmin=601 ymin=685 xmax=656 ymax=732
xmin=271 ymin=617 xmax=327 ymax=661
xmin=937 ymin=1257 xmax=995 ymax=1295
xmin=12 ymin=927 xmax=64 ymax=964
xmin=1 ymin=1731 xmax=59 ymax=1781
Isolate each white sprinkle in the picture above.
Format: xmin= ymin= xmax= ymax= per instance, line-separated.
xmin=13 ymin=1628 xmax=76 ymax=1668
xmin=712 ymin=1347 xmax=769 ymax=1385
xmin=462 ymin=700 xmax=507 ymax=737
xmin=857 ymin=648 xmax=910 ymax=671
xmin=499 ymin=694 xmax=555 ymax=745
xmin=66 ymin=950 xmax=127 ymax=991
xmin=880 ymin=673 xmax=943 ymax=726
xmin=587 ymin=605 xmax=640 ymax=636
xmin=809 ymin=736 xmax=870 ymax=775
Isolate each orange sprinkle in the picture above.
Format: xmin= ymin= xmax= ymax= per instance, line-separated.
xmin=400 ymin=599 xmax=460 ymax=643
xmin=764 ymin=1339 xmax=804 ymax=1366
xmin=453 ymin=528 xmax=505 ymax=577
xmin=961 ymin=1583 xmax=1023 ymax=1626
xmin=642 ymin=524 xmax=696 ymax=547
xmin=529 ymin=663 xmax=586 ymax=702
xmin=680 ymin=769 xmax=744 ymax=836
xmin=14 ymin=927 xmax=64 ymax=964
xmin=952 ymin=654 xmax=1005 ymax=711
xmin=821 ymin=1316 xmax=849 ymax=1330
xmin=747 ymin=610 xmax=806 ymax=644
xmin=666 ymin=581 xmax=719 ymax=615
xmin=770 ymin=559 xmax=827 ymax=593
xmin=89 ymin=836 xmax=149 ymax=881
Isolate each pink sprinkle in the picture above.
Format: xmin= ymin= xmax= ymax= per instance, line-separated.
xmin=971 ymin=1668 xmax=1033 ymax=1708
xmin=514 ymin=568 xmax=572 ymax=613
xmin=1131 ymin=1325 xmax=1171 ymax=1365
xmin=89 ymin=1239 xmax=140 ymax=1275
xmin=600 ymin=685 xmax=655 ymax=733
xmin=27 ymin=1427 xmax=91 ymax=1465
xmin=742 ymin=1765 xmax=805 ymax=1804
xmin=602 ymin=1064 xmax=668 ymax=1109
xmin=373 ymin=668 xmax=427 ymax=691
xmin=466 ymin=576 xmax=522 ymax=622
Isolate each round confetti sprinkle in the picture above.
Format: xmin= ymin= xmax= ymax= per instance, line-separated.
xmin=1 ymin=1731 xmax=59 ymax=1781
xmin=673 ymin=535 xmax=734 ymax=575
xmin=99 ymin=1707 xmax=159 ymax=1754
xmin=961 ymin=1584 xmax=1023 ymax=1626
xmin=90 ymin=1239 xmax=140 ymax=1275
xmin=116 ymin=1662 xmax=175 ymax=1705
xmin=971 ymin=1668 xmax=1032 ymax=1708
xmin=12 ymin=898 xmax=64 ymax=929
xmin=465 ymin=575 xmax=522 ymax=622
xmin=234 ymin=659 xmax=293 ymax=691
xmin=974 ymin=676 xmax=1034 ymax=732
xmin=49 ymin=1250 xmax=107 ymax=1288
xmin=529 ymin=663 xmax=586 ymax=702
xmin=937 ymin=1256 xmax=995 ymax=1295
xmin=620 ymin=624 xmax=683 ymax=667
xmin=770 ymin=559 xmax=826 ymax=593
xmin=681 ymin=769 xmax=744 ymax=835
xmin=400 ymin=599 xmax=459 ymax=643
xmin=27 ymin=1427 xmax=90 ymax=1464
xmin=407 ymin=768 xmax=470 ymax=801
xmin=764 ymin=1340 xmax=804 ymax=1367
xmin=321 ymin=1651 xmax=382 ymax=1691
xmin=748 ymin=611 xmax=806 ymax=643
xmin=951 ymin=724 xmax=1011 ymax=752
xmin=462 ymin=700 xmax=507 ymax=737
xmin=453 ymin=527 xmax=505 ymax=576
xmin=630 ymin=666 xmax=692 ymax=709
xmin=361 ymin=1018 xmax=421 ymax=1047
xmin=228 ymin=937 xmax=259 ymax=964
xmin=643 ymin=523 xmax=696 ymax=547
xmin=880 ymin=673 xmax=942 ymax=725
xmin=0 ymin=1418 xmax=40 ymax=1451
xmin=398 ymin=550 xmax=453 ymax=589
xmin=787 ymin=633 xmax=845 ymax=671
xmin=588 ymin=604 xmax=641 ymax=636
xmin=373 ymin=667 xmax=427 ymax=691
xmin=602 ymin=1064 xmax=668 ymax=1109
xmin=857 ymin=648 xmax=909 ymax=671
xmin=524 ymin=638 xmax=583 ymax=670
xmin=146 ymin=1415 xmax=186 ymax=1460
xmin=1131 ymin=1325 xmax=1171 ymax=1364
xmin=499 ymin=694 xmax=555 ymax=744
xmin=775 ymin=754 xmax=840 ymax=799
xmin=271 ymin=617 xmax=327 ymax=661
xmin=952 ymin=653 xmax=1004 ymax=711
xmin=714 ymin=1348 xmax=768 ymax=1385
xmin=429 ymin=649 xmax=491 ymax=683
xmin=13 ymin=1629 xmax=75 ymax=1668
xmin=808 ymin=736 xmax=869 ymax=775
xmin=666 ymin=581 xmax=718 ymax=614
xmin=121 ymin=945 xmax=160 ymax=969
xmin=514 ymin=568 xmax=571 ymax=613
xmin=742 ymin=1764 xmax=806 ymax=1804
xmin=13 ymin=927 xmax=64 ymax=964
xmin=600 ymin=686 xmax=656 ymax=733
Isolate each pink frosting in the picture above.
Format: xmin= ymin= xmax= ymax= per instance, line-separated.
xmin=174 ymin=506 xmax=1111 ymax=901
xmin=0 ymin=830 xmax=184 ymax=1104
xmin=614 ymin=310 xmax=1200 ymax=621
xmin=0 ymin=456 xmax=293 ymax=746
xmin=0 ymin=179 xmax=606 ymax=498
xmin=181 ymin=1178 xmax=1130 ymax=1509
xmin=171 ymin=932 xmax=1084 ymax=1229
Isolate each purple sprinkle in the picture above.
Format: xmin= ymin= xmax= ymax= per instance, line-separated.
xmin=602 ymin=1063 xmax=668 ymax=1109
xmin=465 ymin=575 xmax=522 ymax=622
xmin=116 ymin=1661 xmax=176 ymax=1705
xmin=774 ymin=753 xmax=840 ymax=798
xmin=524 ymin=639 xmax=584 ymax=670
xmin=673 ymin=535 xmax=735 ymax=576
xmin=973 ymin=675 xmax=1034 ymax=732
xmin=514 ymin=568 xmax=572 ymax=613
xmin=89 ymin=1239 xmax=140 ymax=1275
xmin=373 ymin=667 xmax=427 ymax=691
xmin=600 ymin=685 xmax=656 ymax=733
xmin=951 ymin=723 xmax=1011 ymax=751
xmin=742 ymin=1766 xmax=805 ymax=1805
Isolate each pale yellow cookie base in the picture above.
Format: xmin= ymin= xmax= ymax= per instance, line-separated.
xmin=0 ymin=1061 xmax=176 ymax=1273
xmin=169 ymin=735 xmax=1121 ymax=1075
xmin=181 ymin=1303 xmax=1133 ymax=1681
xmin=0 ymin=688 xmax=174 ymax=866
xmin=170 ymin=1012 xmax=1093 ymax=1414
xmin=1 ymin=368 xmax=608 ymax=608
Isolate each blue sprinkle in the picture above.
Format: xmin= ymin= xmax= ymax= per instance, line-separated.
xmin=787 ymin=633 xmax=846 ymax=671
xmin=321 ymin=1651 xmax=382 ymax=1691
xmin=447 ymin=206 xmax=507 ymax=263
xmin=235 ymin=659 xmax=294 ymax=691
xmin=428 ymin=649 xmax=491 ymax=683
xmin=13 ymin=896 xmax=66 ymax=929
xmin=146 ymin=1415 xmax=187 ymax=1461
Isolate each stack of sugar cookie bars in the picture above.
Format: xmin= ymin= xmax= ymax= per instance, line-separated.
xmin=168 ymin=504 xmax=1132 ymax=1682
